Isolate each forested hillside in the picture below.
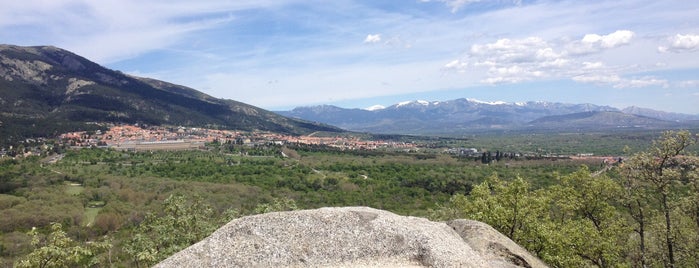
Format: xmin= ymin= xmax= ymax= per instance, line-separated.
xmin=0 ymin=45 xmax=341 ymax=146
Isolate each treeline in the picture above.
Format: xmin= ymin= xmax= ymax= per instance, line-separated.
xmin=433 ymin=131 xmax=699 ymax=267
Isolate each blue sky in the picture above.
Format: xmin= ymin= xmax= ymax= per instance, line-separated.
xmin=1 ymin=0 xmax=698 ymax=113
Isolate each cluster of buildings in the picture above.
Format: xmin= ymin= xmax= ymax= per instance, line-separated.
xmin=1 ymin=125 xmax=624 ymax=161
xmin=57 ymin=124 xmax=419 ymax=152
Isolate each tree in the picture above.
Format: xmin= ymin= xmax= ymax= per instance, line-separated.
xmin=546 ymin=167 xmax=629 ymax=267
xmin=123 ymin=194 xmax=222 ymax=267
xmin=440 ymin=168 xmax=632 ymax=267
xmin=14 ymin=222 xmax=111 ymax=268
xmin=446 ymin=174 xmax=551 ymax=255
xmin=253 ymin=197 xmax=298 ymax=214
xmin=622 ymin=130 xmax=697 ymax=268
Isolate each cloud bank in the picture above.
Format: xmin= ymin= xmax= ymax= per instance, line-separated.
xmin=442 ymin=29 xmax=685 ymax=89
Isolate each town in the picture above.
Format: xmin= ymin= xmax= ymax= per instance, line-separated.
xmin=0 ymin=124 xmax=421 ymax=158
xmin=2 ymin=124 xmax=625 ymax=165
xmin=2 ymin=123 xmax=626 ymax=164
xmin=63 ymin=124 xmax=420 ymax=151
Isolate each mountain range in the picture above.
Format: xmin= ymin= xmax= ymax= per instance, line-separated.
xmin=0 ymin=45 xmax=340 ymax=145
xmin=277 ymin=99 xmax=699 ymax=135
xmin=2 ymin=44 xmax=697 ymax=144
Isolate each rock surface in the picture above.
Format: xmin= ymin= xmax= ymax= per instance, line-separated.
xmin=156 ymin=207 xmax=546 ymax=267
xmin=448 ymin=219 xmax=548 ymax=268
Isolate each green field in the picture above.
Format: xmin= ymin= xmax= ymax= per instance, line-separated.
xmin=64 ymin=182 xmax=84 ymax=196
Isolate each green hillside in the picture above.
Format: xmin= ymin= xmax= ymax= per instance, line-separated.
xmin=0 ymin=45 xmax=341 ymax=145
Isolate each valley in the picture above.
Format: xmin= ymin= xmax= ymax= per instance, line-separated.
xmin=2 ymin=128 xmax=699 ymax=267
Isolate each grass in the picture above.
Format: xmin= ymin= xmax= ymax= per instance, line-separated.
xmin=65 ymin=182 xmax=84 ymax=195
xmin=63 ymin=182 xmax=103 ymax=226
xmin=87 ymin=200 xmax=106 ymax=207
xmin=84 ymin=207 xmax=101 ymax=227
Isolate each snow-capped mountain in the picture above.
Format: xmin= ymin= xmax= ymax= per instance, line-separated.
xmin=276 ymin=98 xmax=699 ymax=134
xmin=364 ymin=105 xmax=386 ymax=111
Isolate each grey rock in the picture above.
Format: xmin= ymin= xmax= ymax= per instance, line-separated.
xmin=156 ymin=207 xmax=545 ymax=267
xmin=447 ymin=219 xmax=548 ymax=268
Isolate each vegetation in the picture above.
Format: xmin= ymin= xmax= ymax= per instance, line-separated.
xmin=123 ymin=194 xmax=231 ymax=267
xmin=438 ymin=129 xmax=699 ymax=156
xmin=433 ymin=130 xmax=699 ymax=267
xmin=0 ymin=131 xmax=696 ymax=267
xmin=14 ymin=223 xmax=111 ymax=268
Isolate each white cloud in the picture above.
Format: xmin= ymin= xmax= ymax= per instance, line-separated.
xmin=573 ymin=74 xmax=668 ymax=89
xmin=658 ymin=34 xmax=699 ymax=53
xmin=582 ymin=30 xmax=634 ymax=48
xmin=535 ymin=47 xmax=561 ymax=60
xmin=676 ymin=80 xmax=699 ymax=88
xmin=582 ymin=61 xmax=605 ymax=69
xmin=362 ymin=34 xmax=412 ymax=48
xmin=0 ymin=0 xmax=289 ymax=63
xmin=618 ymin=77 xmax=668 ymax=89
xmin=456 ymin=36 xmax=567 ymax=84
xmin=482 ymin=65 xmax=543 ymax=84
xmin=539 ymin=58 xmax=569 ymax=68
xmin=469 ymin=37 xmax=553 ymax=64
xmin=446 ymin=29 xmax=674 ymax=89
xmin=572 ymin=74 xmax=621 ymax=84
xmin=443 ymin=60 xmax=468 ymax=71
xmin=568 ymin=30 xmax=634 ymax=54
xmin=364 ymin=34 xmax=382 ymax=44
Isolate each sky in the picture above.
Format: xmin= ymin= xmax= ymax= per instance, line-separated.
xmin=1 ymin=0 xmax=698 ymax=114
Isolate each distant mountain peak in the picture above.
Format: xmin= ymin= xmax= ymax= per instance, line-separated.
xmin=466 ymin=98 xmax=508 ymax=105
xmin=395 ymin=100 xmax=430 ymax=107
xmin=365 ymin=105 xmax=386 ymax=111
xmin=276 ymin=98 xmax=699 ymax=135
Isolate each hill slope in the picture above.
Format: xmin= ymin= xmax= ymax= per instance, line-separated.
xmin=527 ymin=111 xmax=678 ymax=130
xmin=621 ymin=106 xmax=699 ymax=122
xmin=0 ymin=45 xmax=340 ymax=144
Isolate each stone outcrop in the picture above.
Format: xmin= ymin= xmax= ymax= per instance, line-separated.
xmin=448 ymin=219 xmax=548 ymax=268
xmin=156 ymin=207 xmax=547 ymax=268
